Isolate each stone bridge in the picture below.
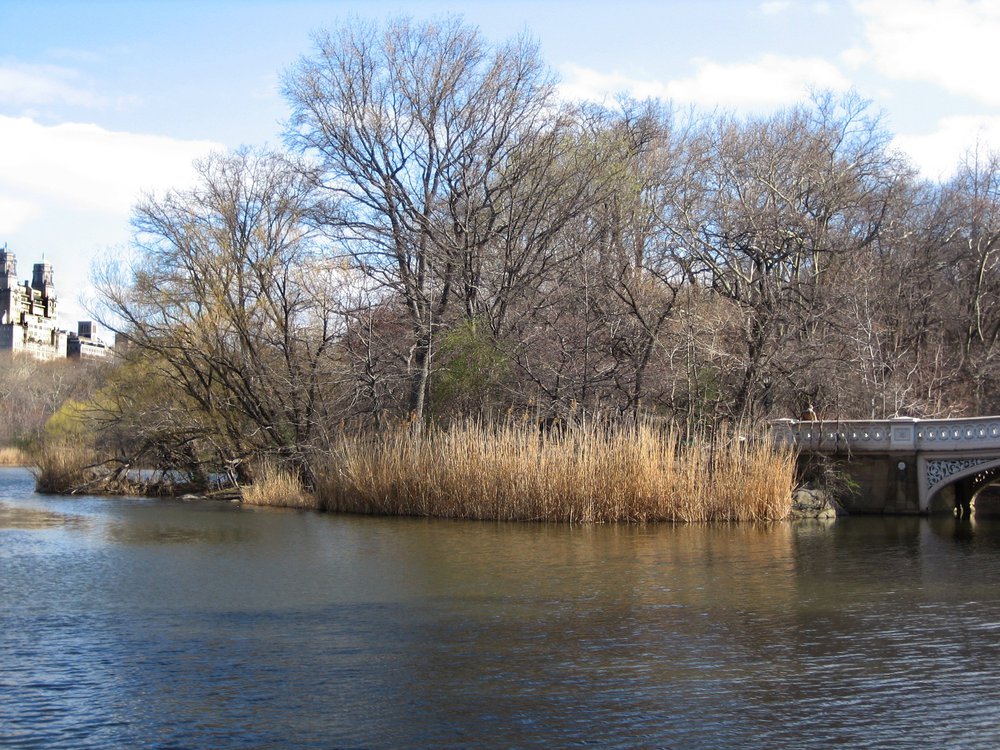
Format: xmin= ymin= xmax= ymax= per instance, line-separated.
xmin=772 ymin=416 xmax=1000 ymax=515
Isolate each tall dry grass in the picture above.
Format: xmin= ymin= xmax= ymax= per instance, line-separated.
xmin=31 ymin=441 xmax=99 ymax=493
xmin=316 ymin=419 xmax=796 ymax=523
xmin=241 ymin=459 xmax=317 ymax=509
xmin=0 ymin=446 xmax=29 ymax=466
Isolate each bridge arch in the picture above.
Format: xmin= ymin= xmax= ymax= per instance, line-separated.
xmin=920 ymin=456 xmax=1000 ymax=513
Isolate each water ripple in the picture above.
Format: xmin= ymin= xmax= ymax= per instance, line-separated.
xmin=4 ymin=470 xmax=1000 ymax=748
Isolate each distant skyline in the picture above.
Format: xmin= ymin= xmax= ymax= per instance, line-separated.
xmin=3 ymin=0 xmax=999 ymax=323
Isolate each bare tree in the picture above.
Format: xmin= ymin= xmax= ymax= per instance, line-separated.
xmin=94 ymin=148 xmax=344 ymax=482
xmin=283 ymin=16 xmax=583 ymax=421
xmin=927 ymin=146 xmax=1000 ymax=411
xmin=0 ymin=354 xmax=106 ymax=446
xmin=587 ymin=101 xmax=707 ymax=419
xmin=670 ymin=92 xmax=908 ymax=418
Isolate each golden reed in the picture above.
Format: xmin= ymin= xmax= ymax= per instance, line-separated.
xmin=30 ymin=441 xmax=98 ymax=493
xmin=0 ymin=446 xmax=29 ymax=466
xmin=240 ymin=458 xmax=316 ymax=509
xmin=317 ymin=419 xmax=795 ymax=523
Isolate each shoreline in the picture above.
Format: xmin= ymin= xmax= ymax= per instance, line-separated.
xmin=25 ymin=422 xmax=799 ymax=523
xmin=7 ymin=464 xmax=841 ymax=522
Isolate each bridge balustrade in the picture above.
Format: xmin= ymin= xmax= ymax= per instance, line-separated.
xmin=773 ymin=416 xmax=1000 ymax=454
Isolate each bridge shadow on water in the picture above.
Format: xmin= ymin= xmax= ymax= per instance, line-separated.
xmin=924 ymin=506 xmax=1000 ymax=549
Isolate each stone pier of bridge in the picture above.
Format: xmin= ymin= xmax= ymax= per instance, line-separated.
xmin=773 ymin=416 xmax=1000 ymax=514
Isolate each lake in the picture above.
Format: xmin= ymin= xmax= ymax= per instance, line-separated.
xmin=3 ymin=466 xmax=1000 ymax=748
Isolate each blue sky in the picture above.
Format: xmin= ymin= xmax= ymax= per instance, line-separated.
xmin=2 ymin=0 xmax=999 ymax=323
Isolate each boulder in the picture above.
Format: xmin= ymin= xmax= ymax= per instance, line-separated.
xmin=789 ymin=487 xmax=842 ymax=520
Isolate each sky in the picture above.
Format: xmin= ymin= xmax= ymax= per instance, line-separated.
xmin=2 ymin=0 xmax=1000 ymax=324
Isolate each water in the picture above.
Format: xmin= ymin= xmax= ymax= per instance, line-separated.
xmin=3 ymin=466 xmax=1000 ymax=748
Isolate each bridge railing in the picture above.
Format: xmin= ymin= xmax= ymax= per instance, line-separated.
xmin=773 ymin=416 xmax=1000 ymax=453
xmin=772 ymin=419 xmax=893 ymax=452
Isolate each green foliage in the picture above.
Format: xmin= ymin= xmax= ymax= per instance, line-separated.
xmin=681 ymin=365 xmax=723 ymax=428
xmin=43 ymin=400 xmax=91 ymax=442
xmin=432 ymin=321 xmax=508 ymax=416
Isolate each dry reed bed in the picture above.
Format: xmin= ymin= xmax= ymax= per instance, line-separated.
xmin=31 ymin=441 xmax=153 ymax=496
xmin=31 ymin=441 xmax=100 ymax=493
xmin=0 ymin=446 xmax=29 ymax=467
xmin=318 ymin=421 xmax=796 ymax=523
xmin=240 ymin=458 xmax=316 ymax=509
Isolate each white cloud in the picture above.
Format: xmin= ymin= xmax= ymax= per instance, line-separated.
xmin=0 ymin=64 xmax=105 ymax=109
xmin=667 ymin=55 xmax=851 ymax=108
xmin=0 ymin=115 xmax=220 ymax=216
xmin=894 ymin=115 xmax=1000 ymax=180
xmin=840 ymin=46 xmax=870 ymax=69
xmin=760 ymin=0 xmax=831 ymax=14
xmin=559 ymin=55 xmax=851 ymax=111
xmin=557 ymin=64 xmax=669 ymax=104
xmin=0 ymin=116 xmax=222 ymax=325
xmin=854 ymin=0 xmax=1000 ymax=105
xmin=760 ymin=0 xmax=792 ymax=13
xmin=48 ymin=48 xmax=105 ymax=65
xmin=0 ymin=196 xmax=40 ymax=235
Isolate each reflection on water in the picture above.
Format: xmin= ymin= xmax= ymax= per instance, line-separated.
xmin=3 ymin=467 xmax=1000 ymax=749
xmin=103 ymin=517 xmax=252 ymax=546
xmin=0 ymin=501 xmax=90 ymax=531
